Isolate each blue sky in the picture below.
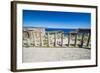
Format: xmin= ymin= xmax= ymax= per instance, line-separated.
xmin=23 ymin=10 xmax=91 ymax=29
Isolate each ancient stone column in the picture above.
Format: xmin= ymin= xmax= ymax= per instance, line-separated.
xmin=61 ymin=33 xmax=63 ymax=47
xmin=86 ymin=33 xmax=91 ymax=47
xmin=47 ymin=32 xmax=50 ymax=47
xmin=68 ymin=33 xmax=70 ymax=47
xmin=41 ymin=32 xmax=43 ymax=47
xmin=34 ymin=32 xmax=36 ymax=47
xmin=32 ymin=31 xmax=35 ymax=47
xmin=74 ymin=33 xmax=77 ymax=47
xmin=54 ymin=32 xmax=57 ymax=47
xmin=39 ymin=32 xmax=42 ymax=47
xmin=80 ymin=33 xmax=85 ymax=48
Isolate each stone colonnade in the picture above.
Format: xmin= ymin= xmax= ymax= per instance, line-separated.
xmin=23 ymin=30 xmax=91 ymax=48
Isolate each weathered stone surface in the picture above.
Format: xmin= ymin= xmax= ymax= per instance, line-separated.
xmin=22 ymin=48 xmax=91 ymax=63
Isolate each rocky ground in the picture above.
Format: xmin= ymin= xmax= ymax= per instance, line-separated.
xmin=22 ymin=47 xmax=91 ymax=63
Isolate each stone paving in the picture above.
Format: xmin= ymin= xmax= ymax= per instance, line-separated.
xmin=22 ymin=47 xmax=91 ymax=63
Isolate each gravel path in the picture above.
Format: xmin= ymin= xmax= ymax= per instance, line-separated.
xmin=22 ymin=48 xmax=91 ymax=63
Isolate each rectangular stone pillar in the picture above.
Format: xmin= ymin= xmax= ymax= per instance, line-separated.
xmin=86 ymin=33 xmax=91 ymax=47
xmin=47 ymin=32 xmax=50 ymax=47
xmin=74 ymin=33 xmax=77 ymax=47
xmin=68 ymin=33 xmax=70 ymax=47
xmin=54 ymin=32 xmax=57 ymax=47
xmin=61 ymin=33 xmax=63 ymax=47
xmin=39 ymin=32 xmax=42 ymax=47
